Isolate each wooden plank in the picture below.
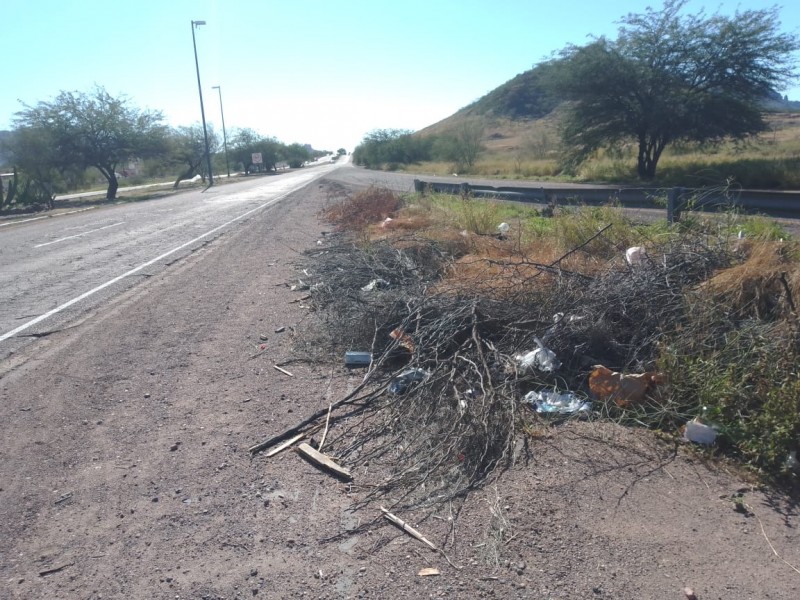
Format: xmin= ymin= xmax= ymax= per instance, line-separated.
xmin=296 ymin=443 xmax=352 ymax=481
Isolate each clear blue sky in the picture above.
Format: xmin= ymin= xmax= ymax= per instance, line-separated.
xmin=3 ymin=0 xmax=799 ymax=152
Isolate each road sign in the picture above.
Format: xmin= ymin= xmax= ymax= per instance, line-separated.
xmin=252 ymin=152 xmax=263 ymax=164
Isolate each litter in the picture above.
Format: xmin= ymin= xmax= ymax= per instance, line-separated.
xmin=497 ymin=222 xmax=510 ymax=237
xmin=524 ymin=390 xmax=591 ymax=415
xmin=515 ymin=337 xmax=560 ymax=373
xmin=361 ymin=278 xmax=390 ymax=292
xmin=553 ymin=312 xmax=584 ymax=324
xmin=344 ymin=351 xmax=372 ymax=367
xmin=380 ymin=217 xmax=394 ymax=228
xmin=683 ymin=419 xmax=717 ymax=445
xmin=388 ymin=368 xmax=429 ymax=395
xmin=389 ymin=328 xmax=415 ymax=352
xmin=588 ymin=365 xmax=666 ymax=407
xmin=625 ymin=246 xmax=646 ymax=266
xmin=785 ymin=450 xmax=798 ymax=472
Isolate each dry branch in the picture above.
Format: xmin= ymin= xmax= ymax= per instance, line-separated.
xmin=381 ymin=507 xmax=438 ymax=551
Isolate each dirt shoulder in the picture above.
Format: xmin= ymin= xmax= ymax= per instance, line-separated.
xmin=1 ymin=177 xmax=798 ymax=599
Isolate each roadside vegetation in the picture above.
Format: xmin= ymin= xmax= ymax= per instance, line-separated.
xmin=308 ymin=185 xmax=799 ymax=505
xmin=353 ymin=1 xmax=800 ymax=191
xmin=0 ymin=86 xmax=327 ymax=212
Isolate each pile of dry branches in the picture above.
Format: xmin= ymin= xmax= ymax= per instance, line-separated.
xmin=276 ymin=223 xmax=753 ymax=508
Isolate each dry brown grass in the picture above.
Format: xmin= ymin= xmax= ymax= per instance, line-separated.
xmin=702 ymin=240 xmax=800 ymax=319
xmin=337 ymin=189 xmax=619 ymax=299
xmin=323 ymin=186 xmax=402 ymax=232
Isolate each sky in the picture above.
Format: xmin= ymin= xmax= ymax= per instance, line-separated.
xmin=2 ymin=0 xmax=799 ymax=152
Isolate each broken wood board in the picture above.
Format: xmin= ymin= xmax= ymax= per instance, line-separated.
xmin=296 ymin=443 xmax=352 ymax=481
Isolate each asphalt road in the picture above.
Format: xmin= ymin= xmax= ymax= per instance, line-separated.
xmin=0 ymin=162 xmax=343 ymax=359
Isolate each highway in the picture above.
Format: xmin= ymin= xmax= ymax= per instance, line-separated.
xmin=0 ymin=161 xmax=343 ymax=359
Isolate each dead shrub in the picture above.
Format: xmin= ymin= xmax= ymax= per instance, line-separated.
xmin=323 ymin=186 xmax=403 ymax=232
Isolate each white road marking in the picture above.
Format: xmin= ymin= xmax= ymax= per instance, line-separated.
xmin=0 ymin=188 xmax=295 ymax=343
xmin=34 ymin=222 xmax=125 ymax=248
xmin=0 ymin=207 xmax=96 ymax=228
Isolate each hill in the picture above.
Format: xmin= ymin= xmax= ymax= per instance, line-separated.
xmin=416 ymin=65 xmax=563 ymax=157
xmin=413 ymin=64 xmax=800 ymax=184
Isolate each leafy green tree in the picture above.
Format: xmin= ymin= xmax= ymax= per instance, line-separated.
xmin=168 ymin=124 xmax=220 ymax=188
xmin=544 ymin=0 xmax=800 ymax=179
xmin=4 ymin=126 xmax=62 ymax=207
xmin=282 ymin=143 xmax=311 ymax=168
xmin=229 ymin=128 xmax=282 ymax=174
xmin=352 ymin=129 xmax=431 ymax=167
xmin=13 ymin=87 xmax=168 ymax=199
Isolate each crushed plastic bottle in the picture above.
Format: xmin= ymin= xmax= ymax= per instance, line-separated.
xmin=388 ymin=368 xmax=430 ymax=395
xmin=524 ymin=390 xmax=591 ymax=415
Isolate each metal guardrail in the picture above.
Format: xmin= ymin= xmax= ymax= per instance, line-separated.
xmin=413 ymin=179 xmax=800 ymax=222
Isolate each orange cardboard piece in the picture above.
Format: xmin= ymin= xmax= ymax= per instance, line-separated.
xmin=589 ymin=365 xmax=666 ymax=407
xmin=390 ymin=328 xmax=415 ymax=352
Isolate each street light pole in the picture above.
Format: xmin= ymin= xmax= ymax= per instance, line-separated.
xmin=191 ymin=19 xmax=213 ymax=186
xmin=212 ymin=85 xmax=230 ymax=178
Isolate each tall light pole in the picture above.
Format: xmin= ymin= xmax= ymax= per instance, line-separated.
xmin=191 ymin=19 xmax=213 ymax=186
xmin=212 ymin=85 xmax=230 ymax=178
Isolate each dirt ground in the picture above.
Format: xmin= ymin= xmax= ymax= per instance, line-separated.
xmin=1 ymin=177 xmax=799 ymax=600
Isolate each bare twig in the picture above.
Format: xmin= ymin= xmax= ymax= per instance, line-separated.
xmin=273 ymin=365 xmax=294 ymax=377
xmin=318 ymin=403 xmax=333 ymax=452
xmin=380 ymin=507 xmax=437 ymax=551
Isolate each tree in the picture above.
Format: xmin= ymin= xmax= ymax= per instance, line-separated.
xmin=229 ymin=128 xmax=282 ymax=174
xmin=432 ymin=121 xmax=485 ymax=171
xmin=167 ymin=124 xmax=220 ymax=188
xmin=13 ymin=87 xmax=168 ymax=199
xmin=352 ymin=129 xmax=431 ymax=167
xmin=282 ymin=143 xmax=311 ymax=168
xmin=544 ymin=1 xmax=799 ymax=179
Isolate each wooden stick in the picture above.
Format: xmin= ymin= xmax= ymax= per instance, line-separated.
xmin=252 ymin=424 xmax=322 ymax=456
xmin=380 ymin=506 xmax=437 ymax=551
xmin=273 ymin=365 xmax=294 ymax=377
xmin=39 ymin=562 xmax=74 ymax=577
xmin=265 ymin=433 xmax=305 ymax=457
xmin=318 ymin=403 xmax=333 ymax=451
xmin=297 ymin=443 xmax=352 ymax=481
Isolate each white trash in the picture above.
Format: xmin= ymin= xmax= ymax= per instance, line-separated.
xmin=625 ymin=246 xmax=646 ymax=266
xmin=361 ymin=278 xmax=390 ymax=292
xmin=524 ymin=390 xmax=591 ymax=414
xmin=515 ymin=337 xmax=561 ymax=373
xmin=684 ymin=419 xmax=717 ymax=445
xmin=497 ymin=222 xmax=510 ymax=235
